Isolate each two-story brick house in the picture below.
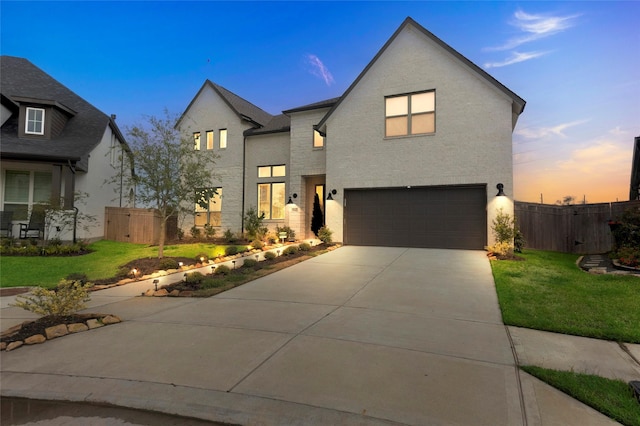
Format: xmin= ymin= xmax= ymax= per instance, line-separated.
xmin=177 ymin=17 xmax=525 ymax=249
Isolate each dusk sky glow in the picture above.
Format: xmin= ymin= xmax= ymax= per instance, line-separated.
xmin=2 ymin=1 xmax=638 ymax=204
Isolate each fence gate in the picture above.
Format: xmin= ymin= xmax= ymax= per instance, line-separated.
xmin=104 ymin=207 xmax=176 ymax=244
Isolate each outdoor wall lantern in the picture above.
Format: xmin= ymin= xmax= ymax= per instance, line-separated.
xmin=287 ymin=193 xmax=298 ymax=205
xmin=496 ymin=183 xmax=505 ymax=197
xmin=153 ymin=279 xmax=159 ymax=291
xmin=327 ymin=189 xmax=337 ymax=200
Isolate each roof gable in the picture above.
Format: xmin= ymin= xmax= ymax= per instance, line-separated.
xmin=316 ymin=17 xmax=526 ymax=133
xmin=0 ymin=56 xmax=128 ymax=166
xmin=177 ymin=80 xmax=273 ymax=129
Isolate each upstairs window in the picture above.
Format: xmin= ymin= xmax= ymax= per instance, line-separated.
xmin=258 ymin=165 xmax=286 ymax=178
xmin=25 ymin=107 xmax=45 ymax=135
xmin=219 ymin=129 xmax=227 ymax=149
xmin=193 ymin=132 xmax=201 ymax=150
xmin=385 ymin=91 xmax=435 ymax=137
xmin=206 ymin=130 xmax=214 ymax=150
xmin=313 ymin=129 xmax=324 ymax=148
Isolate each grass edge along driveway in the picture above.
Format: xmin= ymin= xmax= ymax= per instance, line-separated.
xmin=0 ymin=240 xmax=242 ymax=288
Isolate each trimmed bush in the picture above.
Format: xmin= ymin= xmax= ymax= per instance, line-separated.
xmin=159 ymin=258 xmax=179 ymax=270
xmin=203 ymin=223 xmax=217 ymax=240
xmin=185 ymin=271 xmax=205 ymax=284
xmin=264 ymin=251 xmax=276 ymax=260
xmin=223 ymin=229 xmax=237 ymax=243
xmin=200 ymin=277 xmax=225 ymax=289
xmin=225 ymin=246 xmax=239 ymax=256
xmin=282 ymin=246 xmax=298 ymax=255
xmin=65 ymin=273 xmax=89 ymax=284
xmin=298 ymin=242 xmax=311 ymax=251
xmin=251 ymin=239 xmax=264 ymax=250
xmin=195 ymin=253 xmax=209 ymax=263
xmin=190 ymin=226 xmax=201 ymax=239
xmin=242 ymin=258 xmax=258 ymax=268
xmin=214 ymin=264 xmax=231 ymax=275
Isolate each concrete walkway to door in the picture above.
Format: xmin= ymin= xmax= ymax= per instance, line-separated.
xmin=0 ymin=247 xmax=618 ymax=425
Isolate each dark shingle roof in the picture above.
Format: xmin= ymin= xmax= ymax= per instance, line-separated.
xmin=244 ymin=114 xmax=291 ymax=136
xmin=283 ymin=97 xmax=340 ymax=115
xmin=0 ymin=56 xmax=125 ymax=170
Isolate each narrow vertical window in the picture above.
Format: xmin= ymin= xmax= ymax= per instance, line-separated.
xmin=206 ymin=130 xmax=214 ymax=150
xmin=25 ymin=107 xmax=45 ymax=135
xmin=313 ymin=129 xmax=324 ymax=148
xmin=193 ymin=132 xmax=201 ymax=150
xmin=219 ymin=129 xmax=227 ymax=149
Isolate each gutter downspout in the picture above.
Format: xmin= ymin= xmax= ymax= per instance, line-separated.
xmin=241 ymin=135 xmax=246 ymax=235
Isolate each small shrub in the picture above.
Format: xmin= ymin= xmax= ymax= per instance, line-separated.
xmin=176 ymin=228 xmax=184 ymax=240
xmin=613 ymin=246 xmax=640 ymax=267
xmin=11 ymin=279 xmax=93 ymax=316
xmin=298 ymin=242 xmax=311 ymax=251
xmin=242 ymin=258 xmax=258 ymax=268
xmin=115 ymin=266 xmax=130 ymax=279
xmin=514 ymin=226 xmax=525 ymax=253
xmin=214 ymin=264 xmax=231 ymax=275
xmin=190 ymin=226 xmax=201 ymax=239
xmin=201 ymin=277 xmax=225 ymax=289
xmin=318 ymin=226 xmax=333 ymax=244
xmin=276 ymin=226 xmax=296 ymax=241
xmin=195 ymin=253 xmax=209 ymax=263
xmin=489 ymin=242 xmax=513 ymax=258
xmin=185 ymin=271 xmax=205 ymax=284
xmin=283 ymin=246 xmax=298 ymax=255
xmin=223 ymin=229 xmax=236 ymax=243
xmin=225 ymin=246 xmax=239 ymax=256
xmin=203 ymin=224 xmax=217 ymax=240
xmin=492 ymin=208 xmax=515 ymax=244
xmin=251 ymin=239 xmax=264 ymax=250
xmin=159 ymin=258 xmax=179 ymax=270
xmin=266 ymin=232 xmax=277 ymax=245
xmin=244 ymin=206 xmax=268 ymax=240
xmin=47 ymin=237 xmax=63 ymax=247
xmin=264 ymin=251 xmax=276 ymax=260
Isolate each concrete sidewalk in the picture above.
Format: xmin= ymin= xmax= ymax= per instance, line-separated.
xmin=1 ymin=246 xmax=635 ymax=425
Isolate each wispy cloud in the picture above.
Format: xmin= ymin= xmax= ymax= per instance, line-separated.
xmin=484 ymin=51 xmax=548 ymax=68
xmin=515 ymin=119 xmax=589 ymax=139
xmin=486 ymin=9 xmax=580 ymax=51
xmin=483 ymin=9 xmax=580 ymax=68
xmin=305 ymin=54 xmax=334 ymax=86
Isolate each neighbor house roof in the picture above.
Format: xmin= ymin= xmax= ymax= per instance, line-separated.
xmin=316 ymin=17 xmax=526 ymax=133
xmin=176 ymin=80 xmax=274 ymax=130
xmin=0 ymin=56 xmax=129 ymax=170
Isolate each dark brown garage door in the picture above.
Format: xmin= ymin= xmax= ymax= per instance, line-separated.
xmin=344 ymin=185 xmax=487 ymax=249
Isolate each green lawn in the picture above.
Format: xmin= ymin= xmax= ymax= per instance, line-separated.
xmin=491 ymin=249 xmax=640 ymax=343
xmin=522 ymin=366 xmax=640 ymax=426
xmin=0 ymin=240 xmax=243 ymax=288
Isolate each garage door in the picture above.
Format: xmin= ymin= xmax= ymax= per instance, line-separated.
xmin=344 ymin=185 xmax=486 ymax=249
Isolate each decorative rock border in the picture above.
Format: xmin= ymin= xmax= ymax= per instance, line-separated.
xmin=0 ymin=314 xmax=122 ymax=352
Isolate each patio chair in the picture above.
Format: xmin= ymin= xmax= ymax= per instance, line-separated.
xmin=0 ymin=211 xmax=13 ymax=238
xmin=19 ymin=208 xmax=45 ymax=239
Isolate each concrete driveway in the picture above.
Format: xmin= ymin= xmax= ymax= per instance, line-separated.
xmin=2 ymin=247 xmax=524 ymax=424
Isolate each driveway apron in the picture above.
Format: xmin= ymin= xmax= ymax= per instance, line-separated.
xmin=1 ymin=247 xmax=524 ymax=425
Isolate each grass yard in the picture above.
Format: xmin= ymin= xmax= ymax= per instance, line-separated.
xmin=0 ymin=240 xmax=244 ymax=288
xmin=491 ymin=250 xmax=640 ymax=343
xmin=522 ymin=366 xmax=640 ymax=426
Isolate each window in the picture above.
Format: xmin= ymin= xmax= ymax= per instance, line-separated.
xmin=25 ymin=107 xmax=45 ymax=135
xmin=194 ymin=187 xmax=222 ymax=227
xmin=3 ymin=170 xmax=52 ymax=220
xmin=193 ymin=132 xmax=201 ymax=150
xmin=313 ymin=129 xmax=324 ymax=148
xmin=258 ymin=165 xmax=286 ymax=178
xmin=385 ymin=91 xmax=435 ymax=137
xmin=206 ymin=131 xmax=214 ymax=150
xmin=258 ymin=182 xmax=285 ymax=220
xmin=219 ymin=129 xmax=227 ymax=149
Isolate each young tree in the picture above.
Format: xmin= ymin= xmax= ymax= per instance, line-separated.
xmin=311 ymin=193 xmax=324 ymax=236
xmin=112 ymin=111 xmax=217 ymax=258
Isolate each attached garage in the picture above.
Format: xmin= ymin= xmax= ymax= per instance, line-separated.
xmin=344 ymin=185 xmax=487 ymax=249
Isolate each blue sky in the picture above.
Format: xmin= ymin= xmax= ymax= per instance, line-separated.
xmin=2 ymin=1 xmax=638 ymax=203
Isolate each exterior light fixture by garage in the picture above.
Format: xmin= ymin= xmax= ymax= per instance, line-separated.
xmin=287 ymin=193 xmax=298 ymax=204
xmin=496 ymin=183 xmax=505 ymax=197
xmin=327 ymin=189 xmax=337 ymax=200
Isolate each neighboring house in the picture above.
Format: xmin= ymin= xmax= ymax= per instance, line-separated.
xmin=0 ymin=56 xmax=134 ymax=241
xmin=177 ymin=17 xmax=525 ymax=249
xmin=630 ymin=136 xmax=639 ymax=200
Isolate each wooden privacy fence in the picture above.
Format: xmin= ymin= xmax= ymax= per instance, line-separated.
xmin=514 ymin=200 xmax=640 ymax=254
xmin=105 ymin=207 xmax=177 ymax=245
